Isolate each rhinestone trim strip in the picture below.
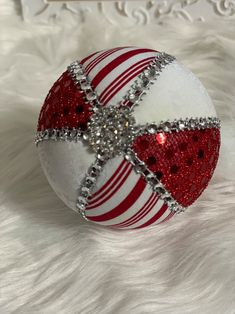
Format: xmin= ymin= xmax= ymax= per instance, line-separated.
xmin=35 ymin=128 xmax=83 ymax=146
xmin=75 ymin=156 xmax=107 ymax=220
xmin=35 ymin=117 xmax=220 ymax=146
xmin=121 ymin=52 xmax=175 ymax=110
xmin=67 ymin=61 xmax=101 ymax=112
xmin=135 ymin=117 xmax=221 ymax=136
xmin=124 ymin=147 xmax=184 ymax=213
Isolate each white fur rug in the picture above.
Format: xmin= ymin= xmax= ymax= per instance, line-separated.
xmin=1 ymin=3 xmax=235 ymax=314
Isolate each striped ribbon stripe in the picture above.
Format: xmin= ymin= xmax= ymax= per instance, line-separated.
xmin=86 ymin=167 xmax=140 ymax=218
xmin=110 ymin=197 xmax=170 ymax=229
xmin=111 ymin=193 xmax=158 ymax=228
xmin=124 ymin=195 xmax=160 ymax=228
xmin=80 ymin=50 xmax=102 ymax=65
xmin=86 ymin=163 xmax=132 ymax=210
xmin=91 ymin=48 xmax=156 ymax=88
xmin=102 ymin=59 xmax=155 ymax=105
xmin=134 ymin=203 xmax=168 ymax=229
xmin=120 ymin=196 xmax=161 ymax=229
xmin=85 ymin=47 xmax=126 ymax=74
xmin=158 ymin=211 xmax=175 ymax=225
xmin=104 ymin=61 xmax=153 ymax=106
xmin=99 ymin=56 xmax=155 ymax=103
xmin=89 ymin=159 xmax=127 ymax=199
xmin=85 ymin=49 xmax=115 ymax=74
xmin=86 ymin=177 xmax=146 ymax=222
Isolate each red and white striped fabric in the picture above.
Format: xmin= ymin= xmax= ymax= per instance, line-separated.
xmin=37 ymin=47 xmax=220 ymax=229
xmin=80 ymin=47 xmax=173 ymax=228
xmin=81 ymin=46 xmax=157 ymax=106
xmin=85 ymin=156 xmax=173 ymax=228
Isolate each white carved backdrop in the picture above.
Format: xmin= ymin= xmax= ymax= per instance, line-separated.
xmin=21 ymin=0 xmax=235 ymax=24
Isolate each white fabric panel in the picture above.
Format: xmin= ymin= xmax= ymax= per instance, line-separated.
xmin=133 ymin=60 xmax=216 ymax=125
xmin=37 ymin=141 xmax=94 ymax=211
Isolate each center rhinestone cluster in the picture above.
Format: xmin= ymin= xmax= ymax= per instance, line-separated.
xmin=84 ymin=105 xmax=136 ymax=158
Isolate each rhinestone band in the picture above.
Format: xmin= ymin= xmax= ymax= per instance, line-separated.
xmin=35 ymin=128 xmax=83 ymax=146
xmin=67 ymin=61 xmax=101 ymax=111
xmin=35 ymin=117 xmax=220 ymax=146
xmin=135 ymin=117 xmax=221 ymax=137
xmin=76 ymin=156 xmax=107 ymax=219
xmin=124 ymin=148 xmax=184 ymax=213
xmin=122 ymin=52 xmax=175 ymax=110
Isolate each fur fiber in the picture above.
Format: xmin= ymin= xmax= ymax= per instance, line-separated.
xmin=0 ymin=3 xmax=235 ymax=313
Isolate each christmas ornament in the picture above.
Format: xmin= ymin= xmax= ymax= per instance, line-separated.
xmin=35 ymin=47 xmax=221 ymax=229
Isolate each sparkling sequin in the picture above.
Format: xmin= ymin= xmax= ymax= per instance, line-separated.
xmin=132 ymin=128 xmax=220 ymax=207
xmin=156 ymin=132 xmax=167 ymax=145
xmin=37 ymin=71 xmax=92 ymax=131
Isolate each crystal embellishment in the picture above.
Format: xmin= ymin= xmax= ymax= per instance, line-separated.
xmin=85 ymin=106 xmax=136 ymax=158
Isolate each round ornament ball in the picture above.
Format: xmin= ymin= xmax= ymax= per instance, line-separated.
xmin=36 ymin=47 xmax=220 ymax=229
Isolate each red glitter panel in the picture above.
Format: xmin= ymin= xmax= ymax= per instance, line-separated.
xmin=132 ymin=128 xmax=220 ymax=207
xmin=37 ymin=71 xmax=92 ymax=131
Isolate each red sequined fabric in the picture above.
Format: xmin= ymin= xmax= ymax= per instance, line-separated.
xmin=37 ymin=71 xmax=92 ymax=131
xmin=132 ymin=128 xmax=220 ymax=207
